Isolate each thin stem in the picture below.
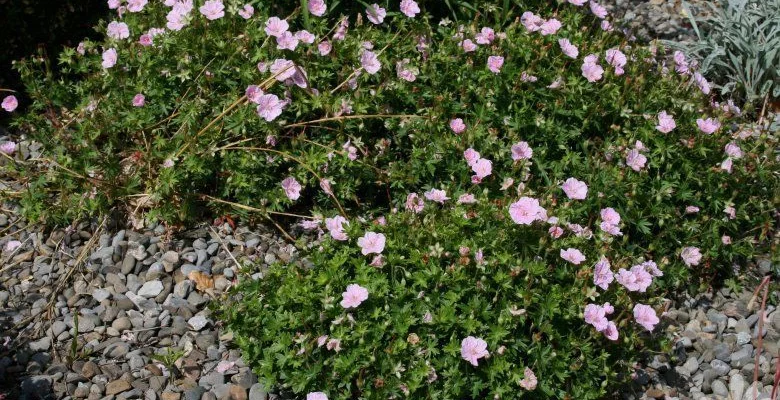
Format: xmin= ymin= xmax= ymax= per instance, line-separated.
xmin=284 ymin=114 xmax=423 ymax=128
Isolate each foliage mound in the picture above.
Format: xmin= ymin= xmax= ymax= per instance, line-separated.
xmin=1 ymin=0 xmax=777 ymax=398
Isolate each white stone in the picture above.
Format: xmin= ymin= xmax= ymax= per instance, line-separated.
xmin=188 ymin=315 xmax=210 ymax=331
xmin=137 ymin=280 xmax=163 ymax=298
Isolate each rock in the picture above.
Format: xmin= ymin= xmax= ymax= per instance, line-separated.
xmin=149 ymin=376 xmax=167 ymax=392
xmin=711 ymin=379 xmax=728 ymax=397
xmin=29 ymin=337 xmax=51 ymax=352
xmin=644 ymin=388 xmax=665 ymax=399
xmin=138 ymin=280 xmax=164 ymax=298
xmin=81 ymin=361 xmax=101 ymax=379
xmin=199 ymin=371 xmax=226 ymax=389
xmin=184 ymin=386 xmax=206 ymax=400
xmin=188 ymin=315 xmax=210 ymax=331
xmin=710 ymin=359 xmax=730 ymax=376
xmin=20 ymin=375 xmax=53 ymax=397
xmin=162 ymin=391 xmax=182 ymax=400
xmin=731 ymin=345 xmax=753 ymax=368
xmin=106 ymin=379 xmax=132 ymax=395
xmin=92 ymin=288 xmax=112 ymax=302
xmin=103 ymin=342 xmax=130 ymax=358
xmin=248 ymin=383 xmax=267 ymax=400
xmin=729 ymin=374 xmax=746 ymax=400
xmin=211 ymin=383 xmax=230 ymax=399
xmin=126 ymin=290 xmax=158 ymax=311
xmin=112 ymin=317 xmax=132 ymax=332
xmin=228 ymin=384 xmax=248 ymax=400
xmin=681 ymin=357 xmax=699 ymax=375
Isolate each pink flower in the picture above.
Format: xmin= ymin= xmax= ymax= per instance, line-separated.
xmin=276 ymin=31 xmax=299 ymax=51
xmin=162 ymin=159 xmax=175 ymax=168
xmin=463 ymin=148 xmax=480 ymax=165
xmin=581 ymin=56 xmax=604 ymax=82
xmin=558 ymin=38 xmax=579 ymax=58
xmin=560 ymin=248 xmax=586 ymax=265
xmin=603 ymin=321 xmax=619 ymax=340
xmin=400 ymin=0 xmax=420 ymax=17
xmin=549 ymin=226 xmax=564 ymax=238
xmin=460 ymin=336 xmax=489 ymax=366
xmin=166 ymin=1 xmax=192 ymax=31
xmin=256 ymin=94 xmax=284 ymax=122
xmin=424 ymin=189 xmax=449 ymax=203
xmin=693 ymin=72 xmax=711 ymax=94
xmin=521 ymin=12 xmax=544 ymax=32
xmin=102 ymin=48 xmax=118 ymax=68
xmin=405 ymin=193 xmax=424 ymax=213
xmin=264 ymin=17 xmax=289 ymax=37
xmin=127 ymin=0 xmax=147 ymax=12
xmin=139 ymin=34 xmax=153 ymax=46
xmin=320 ymin=179 xmax=333 ymax=196
xmin=475 ymin=27 xmax=496 ymax=44
xmin=246 ymin=85 xmax=263 ymax=103
xmin=360 ymin=51 xmax=381 ymax=74
xmin=721 ymin=235 xmax=731 ymax=245
xmin=487 ymin=56 xmax=504 ymax=74
xmin=641 ymin=260 xmax=663 ymax=277
xmin=295 ymin=30 xmax=316 ymax=44
xmin=4 ymin=240 xmax=22 ymax=252
xmin=108 ymin=0 xmax=121 ymax=9
xmin=593 ymin=257 xmax=614 ymax=290
xmin=357 ymin=232 xmax=386 ymax=255
xmin=308 ymin=0 xmax=327 ymax=16
xmin=724 ymin=142 xmax=742 ymax=158
xmin=720 ymin=158 xmax=733 ymax=173
xmin=561 ymin=177 xmax=588 ymax=200
xmin=199 ymin=0 xmax=224 ymax=20
xmin=680 ymin=246 xmax=702 ymax=266
xmin=333 ymin=19 xmax=348 ymax=40
xmin=616 ymin=266 xmax=653 ymax=292
xmin=519 ymin=367 xmax=537 ymax=390
xmin=511 ymin=141 xmax=533 ymax=160
xmin=238 ymin=4 xmax=254 ymax=19
xmin=326 ymin=338 xmax=341 ymax=352
xmin=1 ymin=96 xmax=18 ymax=112
xmin=0 ymin=141 xmax=17 ymax=154
xmin=457 ymin=193 xmax=477 ymax=204
xmin=656 ymin=111 xmax=676 ymax=133
xmin=471 ymin=158 xmax=492 ymax=180
xmin=633 ymin=304 xmax=659 ymax=332
xmin=132 ymin=93 xmax=145 ymax=107
xmin=281 ymin=177 xmax=302 ymax=200
xmin=626 ymin=149 xmax=647 ymax=172
xmin=340 ymin=284 xmax=369 ymax=308
xmin=600 ymin=208 xmax=620 ymax=226
xmin=365 ymin=4 xmax=386 ymax=24
xmin=724 ymin=205 xmax=736 ymax=219
xmin=520 ymin=72 xmax=537 ymax=82
xmin=270 ymin=59 xmax=296 ymax=81
xmin=77 ymin=42 xmax=86 ymax=54
xmin=316 ymin=335 xmax=328 ymax=347
xmin=325 ymin=216 xmax=349 ymax=240
xmin=540 ymin=18 xmax=562 ymax=35
xmin=460 ymin=39 xmax=477 ymax=52
xmin=569 ymin=0 xmax=587 ymax=5
xmin=685 ymin=206 xmax=699 ymax=214
xmin=307 ymin=393 xmax=328 ymax=400
xmin=107 ymin=21 xmax=130 ymax=40
xmin=696 ymin=118 xmax=720 ymax=134
xmin=509 ymin=197 xmax=546 ymax=225
xmin=605 ymin=48 xmax=627 ymax=75
xmin=395 ymin=59 xmax=417 ymax=82
xmin=584 ymin=304 xmax=609 ymax=331
xmin=600 ymin=20 xmax=613 ymax=31
xmin=589 ymin=1 xmax=608 ymax=18
xmin=318 ymin=41 xmax=332 ymax=56
xmin=450 ymin=118 xmax=466 ymax=134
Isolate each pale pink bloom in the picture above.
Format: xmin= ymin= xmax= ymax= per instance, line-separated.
xmin=463 ymin=148 xmax=480 ymax=166
xmin=549 ymin=226 xmax=564 ymax=238
xmin=326 ymin=338 xmax=341 ymax=352
xmin=633 ymin=304 xmax=659 ymax=331
xmin=395 ymin=59 xmax=417 ymax=82
xmin=108 ymin=0 xmax=121 ymax=9
xmin=616 ymin=265 xmax=653 ymax=292
xmin=626 ymin=149 xmax=647 ymax=171
xmin=593 ymin=257 xmax=614 ymax=290
xmin=599 ymin=221 xmax=622 ymax=236
xmin=460 ymin=337 xmax=489 ymax=366
xmin=520 ymin=12 xmax=544 ymax=32
xmin=561 ymin=177 xmax=588 ymax=200
xmin=320 ymin=179 xmax=333 ymax=196
xmin=107 ymin=21 xmax=130 ymax=40
xmin=721 ymin=235 xmax=731 ymax=245
xmin=369 ymin=255 xmax=385 ymax=267
xmin=724 ymin=142 xmax=742 ymax=159
xmin=333 ymin=19 xmax=348 ymax=40
xmin=673 ymin=50 xmax=689 ymax=74
xmin=365 ymin=4 xmax=386 ymax=24
xmin=569 ymin=0 xmax=587 ymax=5
xmin=276 ymin=31 xmax=299 ymax=51
xmin=1 ymin=96 xmax=18 ymax=112
xmin=316 ymin=335 xmax=328 ymax=347
xmin=471 ymin=158 xmax=492 ymax=179
xmin=457 ymin=194 xmax=477 ymax=204
xmin=139 ymin=34 xmax=153 ymax=46
xmin=520 ymin=72 xmax=538 ymax=82
xmin=238 ymin=4 xmax=254 ymax=18
xmin=584 ymin=304 xmax=608 ymax=331
xmin=132 ymin=93 xmax=145 ymax=107
xmin=475 ymin=27 xmax=495 ymax=44
xmin=640 ymin=261 xmax=662 ymax=277
xmin=509 ymin=197 xmax=545 ymax=225
xmin=256 ymin=94 xmax=284 ymax=122
xmin=581 ymin=57 xmax=604 ymax=82
xmin=4 ymin=240 xmax=22 ymax=252
xmin=400 ymin=0 xmax=420 ymax=17
xmin=460 ymin=39 xmax=477 ymax=52
xmin=307 ymin=392 xmax=328 ymax=400
xmin=0 ymin=142 xmax=17 ymax=154
xmin=405 ymin=193 xmax=424 ymax=213
xmin=680 ymin=246 xmax=702 ymax=266
xmin=424 ymin=189 xmax=449 ymax=203
xmin=127 ymin=0 xmax=147 ymax=12
xmin=656 ymin=111 xmax=676 ymax=133
xmin=603 ymin=321 xmax=619 ymax=340
xmin=548 ymin=77 xmax=564 ymax=89
xmin=600 ymin=20 xmax=613 ymax=31
xmin=318 ymin=41 xmax=332 ymax=56
xmin=519 ymin=367 xmax=538 ymax=390
xmin=265 ymin=17 xmax=289 ymax=37
xmin=500 ymin=177 xmax=514 ymax=190
xmin=340 ymin=284 xmax=369 ymax=308
xmin=361 ymin=51 xmax=381 ymax=74
xmin=540 ymin=18 xmax=562 ymax=35
xmin=511 ymin=141 xmax=533 ymax=160
xmin=487 ymin=56 xmax=504 ymax=74
xmin=560 ymin=248 xmax=586 ymax=265
xmin=199 ymin=0 xmax=224 ymax=19
xmin=308 ymin=0 xmax=327 ymax=16
xmin=246 ymin=85 xmax=263 ymax=103
xmin=724 ymin=205 xmax=736 ymax=219
xmin=295 ymin=30 xmax=316 ymax=44
xmin=281 ymin=177 xmax=302 ymax=200
xmin=450 ymin=118 xmax=466 ymax=134
xmin=162 ymin=159 xmax=175 ymax=168
xmin=102 ymin=48 xmax=118 ymax=69
xmin=605 ymin=48 xmax=627 ymax=75
xmin=325 ymin=216 xmax=348 ymax=240
xmin=358 ymin=232 xmax=386 ymax=255
xmin=270 ymin=59 xmax=296 ymax=81
xmin=693 ymin=72 xmax=711 ymax=94
xmin=77 ymin=42 xmax=86 ymax=54
xmin=685 ymin=206 xmax=699 ymax=214
xmin=558 ymin=38 xmax=579 ymax=58
xmin=589 ymin=1 xmax=607 ymax=18
xmin=474 ymin=249 xmax=484 ymax=264
xmin=720 ymin=158 xmax=733 ymax=173
xmin=300 ymin=219 xmax=320 ymax=230
xmin=600 ymin=208 xmax=620 ymax=225
xmin=696 ymin=118 xmax=720 ymax=134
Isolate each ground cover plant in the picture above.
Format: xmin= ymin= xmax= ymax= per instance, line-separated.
xmin=0 ymin=0 xmax=777 ymax=398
